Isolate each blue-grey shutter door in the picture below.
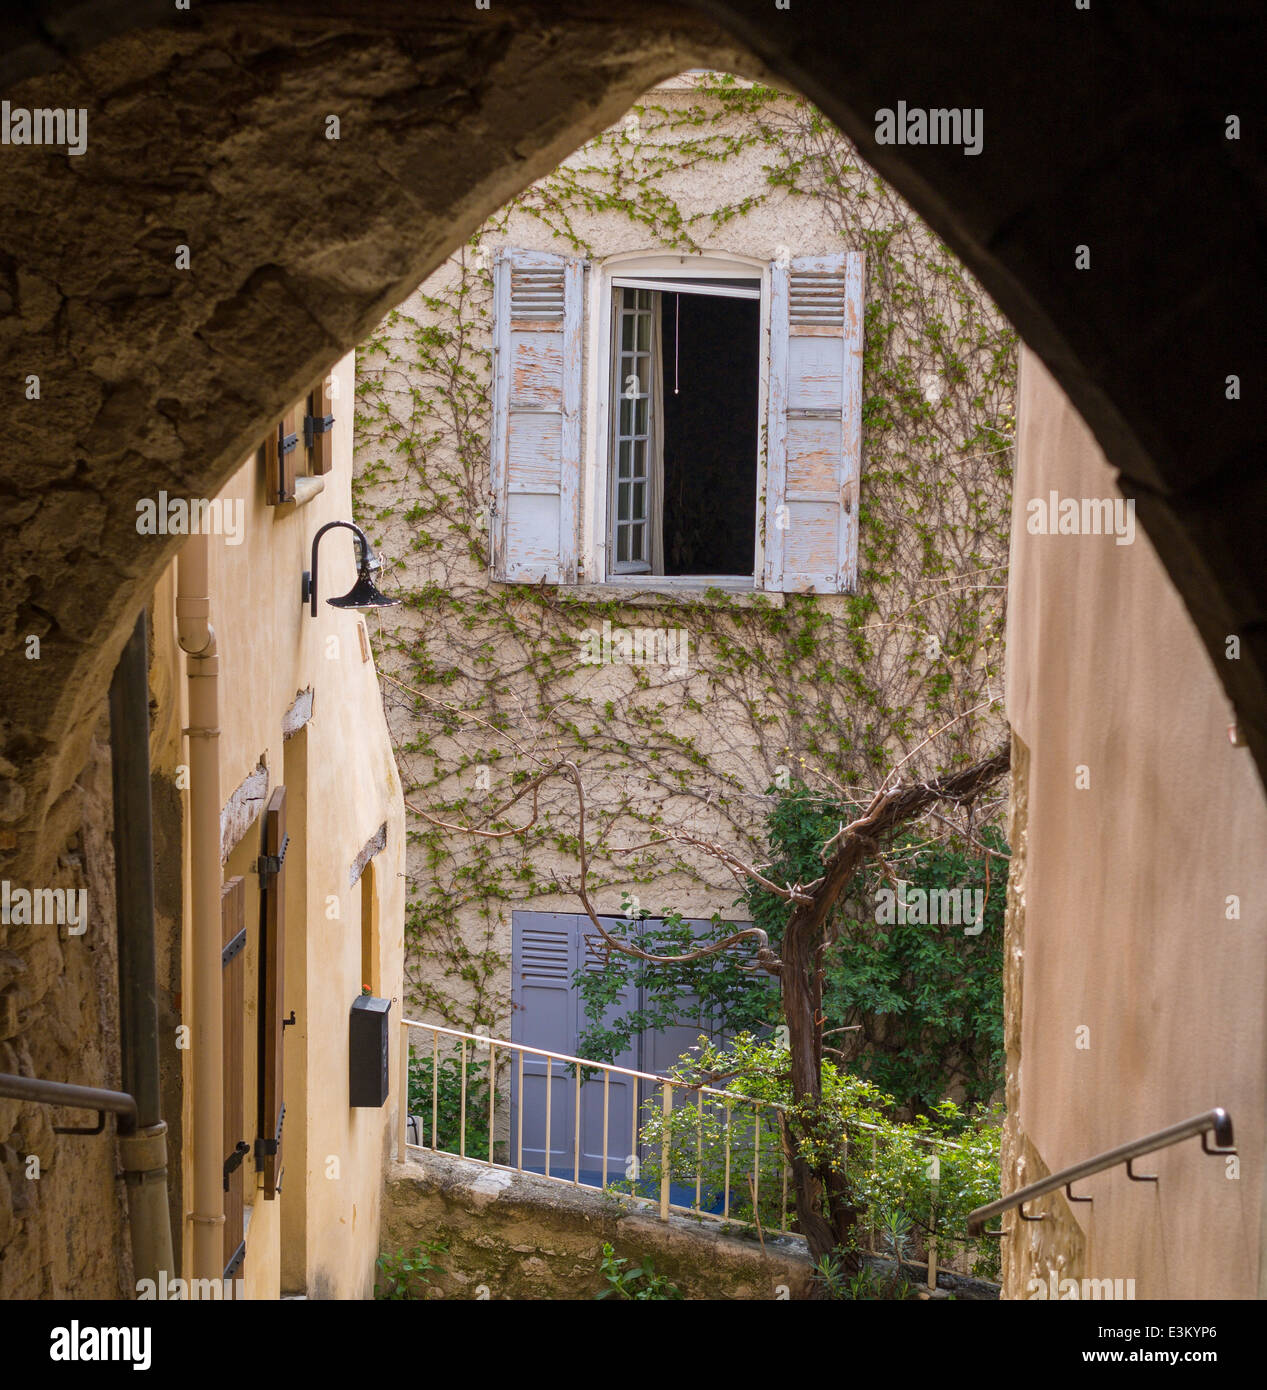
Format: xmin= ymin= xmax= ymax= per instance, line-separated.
xmin=510 ymin=912 xmax=753 ymax=1186
xmin=638 ymin=918 xmax=728 ymax=1078
xmin=576 ymin=919 xmax=639 ymax=1182
xmin=511 ymin=912 xmax=639 ymax=1182
xmin=764 ymin=252 xmax=864 ymax=593
xmin=509 ymin=911 xmax=577 ymax=1173
xmin=636 ymin=917 xmax=735 ymax=1179
xmin=490 ymin=249 xmax=582 ymax=584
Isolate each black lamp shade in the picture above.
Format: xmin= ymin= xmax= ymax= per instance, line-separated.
xmin=327 ymin=567 xmax=398 ymax=612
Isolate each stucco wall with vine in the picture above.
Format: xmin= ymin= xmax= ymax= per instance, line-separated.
xmin=353 ymin=75 xmax=1016 ymax=1033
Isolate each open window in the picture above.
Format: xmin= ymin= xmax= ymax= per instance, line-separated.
xmin=608 ymin=277 xmax=761 ymax=580
xmin=489 ymin=247 xmax=863 ymax=594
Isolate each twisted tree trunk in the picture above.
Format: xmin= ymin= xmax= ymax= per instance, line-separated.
xmin=776 ymin=745 xmax=1011 ymax=1280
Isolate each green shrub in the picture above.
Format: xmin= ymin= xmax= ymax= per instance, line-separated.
xmin=375 ymin=1240 xmax=448 ymax=1300
xmin=595 ymin=1242 xmax=683 ymax=1301
xmin=620 ymin=1034 xmax=1001 ymax=1281
xmin=408 ymin=1050 xmax=491 ymax=1161
xmin=577 ymin=799 xmax=1007 ymax=1120
xmin=749 ymin=797 xmax=1007 ymax=1115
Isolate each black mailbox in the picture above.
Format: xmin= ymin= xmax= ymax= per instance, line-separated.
xmin=349 ymin=995 xmax=391 ymax=1107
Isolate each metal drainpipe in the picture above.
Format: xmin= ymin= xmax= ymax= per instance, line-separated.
xmin=108 ymin=609 xmax=175 ymax=1291
xmin=176 ymin=533 xmax=224 ymax=1283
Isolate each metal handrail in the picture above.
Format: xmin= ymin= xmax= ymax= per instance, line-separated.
xmin=400 ymin=1018 xmax=963 ymax=1148
xmin=399 ymin=1017 xmax=957 ymax=1256
xmin=400 ymin=1017 xmax=790 ymax=1231
xmin=967 ymin=1108 xmax=1235 ymax=1236
xmin=0 ymin=1071 xmax=138 ymax=1136
xmin=402 ymin=1018 xmax=782 ymax=1109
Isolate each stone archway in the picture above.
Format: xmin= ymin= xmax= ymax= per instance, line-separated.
xmin=1 ymin=0 xmax=1263 ymax=890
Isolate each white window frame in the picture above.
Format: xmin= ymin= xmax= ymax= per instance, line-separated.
xmin=607 ymin=286 xmax=657 ymax=575
xmin=581 ymin=250 xmax=771 ymax=592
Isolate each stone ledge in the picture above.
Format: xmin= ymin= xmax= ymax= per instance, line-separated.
xmin=383 ymin=1148 xmax=813 ymax=1300
xmin=567 ymin=582 xmax=786 ymax=610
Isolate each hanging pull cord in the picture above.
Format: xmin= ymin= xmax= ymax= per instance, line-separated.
xmin=674 ymin=292 xmax=680 ymax=395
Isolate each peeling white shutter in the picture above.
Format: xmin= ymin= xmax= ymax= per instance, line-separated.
xmin=764 ymin=252 xmax=864 ymax=593
xmin=490 ymin=249 xmax=583 ymax=583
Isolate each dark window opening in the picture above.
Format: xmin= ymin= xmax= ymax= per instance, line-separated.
xmin=608 ymin=282 xmax=760 ymax=580
xmin=659 ymin=292 xmax=760 ymax=576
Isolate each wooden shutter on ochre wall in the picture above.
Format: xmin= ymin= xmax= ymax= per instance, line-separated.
xmin=264 ymin=404 xmax=301 ymax=504
xmin=304 ymin=378 xmax=336 ymax=476
xmin=490 ymin=248 xmax=582 ymax=584
xmin=221 ymin=876 xmax=247 ymax=1279
xmin=764 ymin=252 xmax=864 ymax=593
xmin=256 ymin=786 xmax=287 ymax=1200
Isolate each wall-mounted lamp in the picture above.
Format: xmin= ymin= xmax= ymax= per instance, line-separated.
xmin=301 ymin=520 xmax=400 ymax=618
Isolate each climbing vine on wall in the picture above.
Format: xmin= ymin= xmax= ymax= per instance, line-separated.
xmin=354 ymin=75 xmax=1016 ymax=1033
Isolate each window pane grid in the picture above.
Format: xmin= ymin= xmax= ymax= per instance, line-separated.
xmin=612 ymin=290 xmax=652 ymax=571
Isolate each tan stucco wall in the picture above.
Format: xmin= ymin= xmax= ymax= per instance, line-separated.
xmin=150 ymin=350 xmax=406 ymax=1299
xmin=1002 ymin=348 xmax=1267 ymax=1298
xmin=358 ymin=82 xmax=1012 ymax=1038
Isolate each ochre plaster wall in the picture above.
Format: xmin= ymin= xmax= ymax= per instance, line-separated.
xmin=1002 ymin=349 xmax=1267 ymax=1298
xmin=149 ymin=350 xmax=405 ymax=1299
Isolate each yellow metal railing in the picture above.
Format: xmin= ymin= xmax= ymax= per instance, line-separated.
xmin=399 ymin=1018 xmax=793 ymax=1232
xmin=398 ymin=1017 xmax=958 ymax=1285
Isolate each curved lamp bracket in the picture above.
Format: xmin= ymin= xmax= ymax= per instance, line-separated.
xmin=301 ymin=520 xmax=398 ymax=618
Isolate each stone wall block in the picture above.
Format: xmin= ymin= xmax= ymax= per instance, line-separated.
xmin=7 ymin=933 xmax=63 ymax=1013
xmin=14 ymin=1102 xmax=56 ymax=1175
xmin=0 ymin=1157 xmax=13 ymax=1247
xmin=0 ymin=987 xmax=20 ymax=1042
xmin=0 ymin=1039 xmax=20 ymax=1139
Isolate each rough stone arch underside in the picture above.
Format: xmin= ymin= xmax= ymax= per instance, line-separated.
xmin=1 ymin=0 xmax=1263 ymax=882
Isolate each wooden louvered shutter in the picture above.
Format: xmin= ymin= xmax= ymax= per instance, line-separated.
xmin=221 ymin=876 xmax=247 ymax=1279
xmin=304 ymin=378 xmax=336 ymax=476
xmin=764 ymin=252 xmax=864 ymax=593
xmin=264 ymin=405 xmax=301 ymax=505
xmin=490 ymin=248 xmax=582 ymax=584
xmin=256 ymin=786 xmax=287 ymax=1200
